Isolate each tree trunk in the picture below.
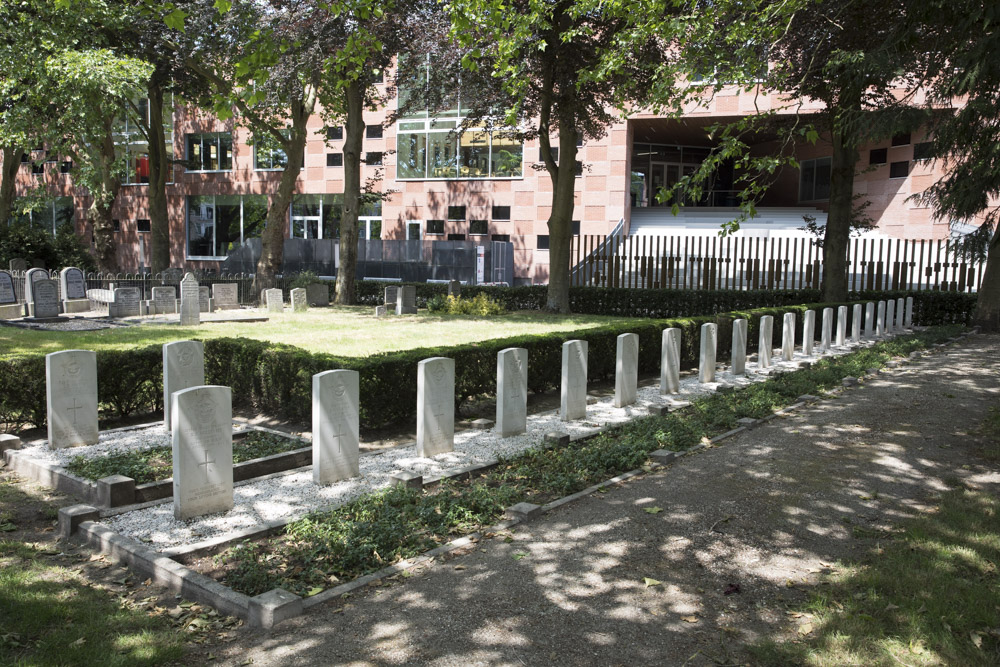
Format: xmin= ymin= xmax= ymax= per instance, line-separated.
xmin=544 ymin=120 xmax=578 ymax=314
xmin=253 ymin=96 xmax=311 ymax=293
xmin=0 ymin=145 xmax=22 ymax=225
xmin=973 ymin=226 xmax=1000 ymax=331
xmin=147 ymin=80 xmax=171 ymax=274
xmin=821 ymin=128 xmax=858 ymax=302
xmin=90 ymin=127 xmax=121 ymax=273
xmin=335 ymin=80 xmax=365 ymax=306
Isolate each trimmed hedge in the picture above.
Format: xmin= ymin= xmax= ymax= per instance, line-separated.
xmin=0 ymin=289 xmax=975 ymax=433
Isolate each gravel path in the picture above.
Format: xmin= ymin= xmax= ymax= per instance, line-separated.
xmin=99 ymin=339 xmax=875 ymax=548
xmin=191 ymin=332 xmax=1000 ymax=667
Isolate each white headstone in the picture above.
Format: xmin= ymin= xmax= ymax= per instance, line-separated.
xmin=264 ymin=289 xmax=283 ymax=313
xmin=802 ymin=310 xmax=815 ymax=356
xmin=496 ymin=347 xmax=528 ymax=436
xmin=416 ymin=357 xmax=455 ymax=456
xmin=758 ymin=315 xmax=773 ymax=369
xmin=905 ymin=296 xmax=913 ymax=328
xmin=876 ymin=301 xmax=886 ymax=336
xmin=699 ymin=323 xmax=717 ymax=383
xmin=396 ymin=285 xmax=417 ymax=315
xmin=213 ymin=283 xmax=239 ymax=310
xmin=560 ymin=340 xmax=588 ymax=421
xmin=59 ymin=267 xmax=87 ymax=300
xmin=864 ymin=302 xmax=875 ymax=338
xmin=171 ymin=385 xmax=233 ymax=520
xmin=885 ymin=300 xmax=895 ymax=336
xmin=23 ymin=267 xmax=48 ymax=305
xmin=660 ymin=328 xmax=681 ymax=394
xmin=821 ymin=308 xmax=833 ymax=352
xmin=163 ymin=341 xmax=205 ymax=431
xmin=896 ymin=298 xmax=905 ymax=331
xmin=852 ymin=304 xmax=862 ymax=343
xmin=111 ymin=287 xmax=141 ymax=317
xmin=312 ymin=369 xmax=360 ymax=484
xmin=180 ymin=273 xmax=201 ymax=325
xmin=32 ymin=279 xmax=60 ymax=318
xmin=0 ymin=270 xmax=15 ymax=304
xmin=45 ymin=349 xmax=98 ymax=448
xmin=731 ymin=319 xmax=747 ymax=376
xmin=291 ymin=288 xmax=308 ymax=312
xmin=782 ymin=312 xmax=796 ymax=361
xmin=836 ymin=306 xmax=848 ymax=347
xmin=614 ymin=333 xmax=639 ymax=408
xmin=152 ymin=286 xmax=176 ymax=314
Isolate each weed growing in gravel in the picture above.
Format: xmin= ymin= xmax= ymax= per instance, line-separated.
xmin=216 ymin=325 xmax=965 ymax=597
xmin=65 ymin=431 xmax=305 ymax=484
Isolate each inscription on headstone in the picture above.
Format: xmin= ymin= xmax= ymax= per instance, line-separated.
xmin=384 ymin=286 xmax=399 ymax=307
xmin=180 ymin=273 xmax=200 ymax=325
xmin=731 ymin=319 xmax=747 ymax=376
xmin=496 ymin=347 xmax=528 ymax=437
xmin=560 ymin=340 xmax=588 ymax=421
xmin=163 ymin=341 xmax=205 ymax=431
xmin=416 ymin=357 xmax=455 ymax=457
xmin=614 ymin=333 xmax=639 ymax=408
xmin=59 ymin=267 xmax=87 ymax=300
xmin=699 ymin=323 xmax=717 ymax=383
xmin=172 ymin=386 xmax=233 ymax=520
xmin=46 ymin=350 xmax=99 ymax=448
xmin=306 ymin=283 xmax=330 ymax=307
xmin=110 ymin=287 xmax=141 ymax=317
xmin=264 ymin=289 xmax=283 ymax=313
xmin=0 ymin=270 xmax=14 ymax=305
xmin=152 ymin=286 xmax=176 ymax=314
xmin=758 ymin=315 xmax=774 ymax=369
xmin=213 ymin=283 xmax=239 ymax=310
xmin=312 ymin=369 xmax=360 ymax=484
xmin=660 ymin=328 xmax=681 ymax=394
xmin=32 ymin=279 xmax=60 ymax=319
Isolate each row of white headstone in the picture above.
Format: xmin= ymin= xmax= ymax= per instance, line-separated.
xmin=42 ymin=297 xmax=913 ymax=520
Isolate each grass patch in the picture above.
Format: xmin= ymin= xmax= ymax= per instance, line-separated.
xmin=65 ymin=431 xmax=305 ymax=484
xmin=0 ymin=307 xmax=632 ymax=359
xmin=215 ymin=325 xmax=964 ymax=598
xmin=749 ymin=486 xmax=1000 ymax=666
xmin=0 ymin=540 xmax=184 ymax=666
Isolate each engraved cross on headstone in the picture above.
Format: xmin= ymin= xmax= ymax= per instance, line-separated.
xmin=323 ymin=410 xmax=347 ymax=454
xmin=66 ymin=399 xmax=84 ymax=425
xmin=197 ymin=449 xmax=216 ymax=482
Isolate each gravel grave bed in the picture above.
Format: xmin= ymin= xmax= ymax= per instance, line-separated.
xmin=99 ymin=337 xmax=880 ymax=549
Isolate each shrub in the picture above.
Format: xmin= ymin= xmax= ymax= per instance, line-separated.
xmin=426 ymin=294 xmax=505 ymax=316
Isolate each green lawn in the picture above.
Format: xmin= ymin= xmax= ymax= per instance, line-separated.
xmin=0 ymin=307 xmax=635 ymax=358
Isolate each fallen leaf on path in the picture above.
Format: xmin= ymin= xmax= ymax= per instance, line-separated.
xmin=681 ymin=615 xmax=699 ymax=623
xmin=454 ymin=565 xmax=466 ymax=570
xmin=798 ymin=623 xmax=814 ymax=636
xmin=71 ymin=638 xmax=86 ymax=647
xmin=971 ymin=631 xmax=983 ymax=649
xmin=643 ymin=507 xmax=664 ymax=515
xmin=643 ymin=578 xmax=662 ymax=587
xmin=513 ymin=552 xmax=527 ymax=560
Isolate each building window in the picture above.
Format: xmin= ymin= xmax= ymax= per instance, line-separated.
xmin=889 ymin=161 xmax=909 ymax=179
xmin=118 ymin=95 xmax=174 ymax=185
xmin=426 ymin=219 xmax=445 ymax=234
xmin=491 ymin=234 xmax=510 ymax=242
xmin=869 ymin=148 xmax=887 ymax=165
xmin=447 ymin=233 xmax=466 ymax=241
xmin=372 ymin=68 xmax=384 ymax=84
xmin=326 ymin=126 xmax=343 ymax=141
xmin=491 ymin=205 xmax=511 ymax=220
xmin=913 ymin=142 xmax=934 ymax=161
xmin=541 ymin=147 xmax=558 ymax=163
xmin=447 ymin=206 xmax=466 ymax=221
xmin=891 ymin=133 xmax=911 ymax=146
xmin=572 ymin=220 xmax=581 ymax=235
xmin=366 ymin=125 xmax=383 ymax=139
xmin=406 ymin=221 xmax=421 ymax=240
xmin=186 ymin=194 xmax=268 ymax=258
xmin=60 ymin=160 xmax=73 ymax=174
xmin=469 ymin=220 xmax=488 ymax=235
xmin=254 ymin=133 xmax=288 ymax=170
xmin=137 ymin=219 xmax=151 ymax=233
xmin=365 ymin=151 xmax=383 ymax=166
xmin=20 ymin=152 xmax=29 ymax=163
xmin=537 ymin=235 xmax=550 ymax=250
xmin=31 ymin=163 xmax=44 ymax=175
xmin=10 ymin=196 xmax=75 ymax=235
xmin=186 ymin=132 xmax=233 ymax=171
xmin=799 ymin=156 xmax=832 ymax=201
xmin=326 ymin=153 xmax=343 ymax=167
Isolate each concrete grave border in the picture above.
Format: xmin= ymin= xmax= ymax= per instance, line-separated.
xmin=57 ymin=327 xmax=971 ymax=629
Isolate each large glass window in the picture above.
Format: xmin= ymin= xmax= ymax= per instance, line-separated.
xmin=186 ymin=194 xmax=269 ymax=258
xmin=186 ymin=133 xmax=233 ymax=171
xmin=290 ymin=194 xmax=382 ymax=240
xmin=117 ymin=95 xmax=174 ymax=185
xmin=254 ymin=133 xmax=288 ymax=170
xmin=799 ymin=156 xmax=832 ymax=201
xmin=7 ymin=197 xmax=75 ymax=235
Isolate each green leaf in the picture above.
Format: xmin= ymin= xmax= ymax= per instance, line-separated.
xmin=643 ymin=577 xmax=663 ymax=587
xmin=214 ymin=0 xmax=232 ymax=12
xmin=306 ymin=586 xmax=324 ymax=597
xmin=643 ymin=506 xmax=664 ymax=514
xmin=513 ymin=552 xmax=527 ymax=560
xmin=163 ymin=8 xmax=187 ymax=31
